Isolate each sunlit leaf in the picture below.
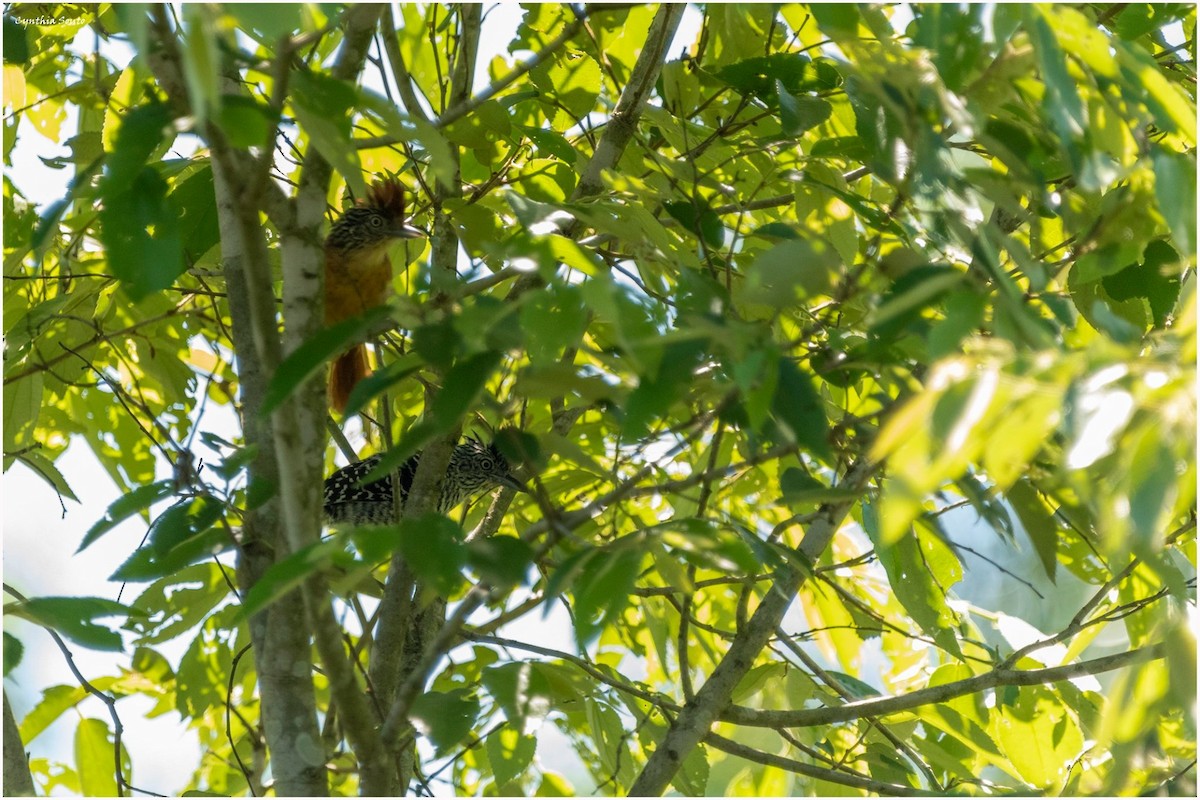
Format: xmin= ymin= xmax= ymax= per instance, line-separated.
xmin=409 ymin=689 xmax=480 ymax=754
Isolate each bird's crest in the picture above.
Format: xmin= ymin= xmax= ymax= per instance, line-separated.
xmin=365 ymin=177 xmax=406 ymax=220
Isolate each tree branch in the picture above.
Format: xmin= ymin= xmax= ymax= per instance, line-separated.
xmin=573 ymin=4 xmax=685 ymax=200
xmin=720 ymin=641 xmax=1167 ymax=729
xmin=703 ymin=731 xmax=942 ymax=796
xmin=143 ymin=5 xmax=328 ymax=793
xmin=358 ymin=5 xmax=631 ymax=149
xmin=3 ymin=692 xmax=35 ymax=797
xmin=3 ymin=585 xmax=148 ymax=797
xmin=368 ymin=6 xmax=481 ymax=794
xmin=774 ymin=626 xmax=943 ymax=791
xmin=627 ymin=458 xmax=876 ymax=795
xmin=380 ymin=6 xmax=433 ymax=125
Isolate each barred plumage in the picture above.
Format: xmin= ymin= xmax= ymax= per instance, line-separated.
xmin=325 ymin=179 xmax=422 ymax=253
xmin=323 ymin=438 xmax=526 ymax=525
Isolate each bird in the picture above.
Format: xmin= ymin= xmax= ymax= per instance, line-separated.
xmin=323 ymin=436 xmax=527 ymax=525
xmin=324 ymin=177 xmax=423 ymax=413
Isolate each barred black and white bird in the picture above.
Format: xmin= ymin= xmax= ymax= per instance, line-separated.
xmin=323 ymin=437 xmax=526 ymax=525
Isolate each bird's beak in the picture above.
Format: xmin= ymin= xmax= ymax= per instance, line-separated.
xmin=391 ymin=223 xmax=425 ymax=239
xmin=500 ymin=475 xmax=529 ymax=494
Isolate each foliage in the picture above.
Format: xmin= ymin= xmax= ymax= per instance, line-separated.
xmin=3 ymin=3 xmax=1196 ymax=797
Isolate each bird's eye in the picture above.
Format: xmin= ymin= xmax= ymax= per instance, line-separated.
xmin=479 ymin=458 xmax=495 ymax=471
xmin=369 ymin=216 xmax=384 ymax=227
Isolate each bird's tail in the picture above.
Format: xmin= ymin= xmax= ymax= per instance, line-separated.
xmin=330 ymin=344 xmax=370 ymax=414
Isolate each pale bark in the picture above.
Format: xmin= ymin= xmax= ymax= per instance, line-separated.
xmin=147 ymin=6 xmax=328 ymax=793
xmin=3 ymin=692 xmax=35 ymax=797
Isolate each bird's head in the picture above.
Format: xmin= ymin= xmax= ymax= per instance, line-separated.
xmin=450 ymin=435 xmax=528 ymax=497
xmin=326 ymin=177 xmax=424 ymax=252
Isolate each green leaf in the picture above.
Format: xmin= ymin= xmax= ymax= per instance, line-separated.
xmin=112 ymin=5 xmax=152 ymax=61
xmin=433 ymin=350 xmax=503 ymax=430
xmin=776 ymin=81 xmax=832 ymax=136
xmin=672 ymin=742 xmax=710 ymax=796
xmin=397 ymin=514 xmax=467 ymax=596
xmin=650 ymin=518 xmax=762 ymax=574
xmin=4 ymin=16 xmax=29 ymax=64
xmin=1101 ymin=239 xmax=1182 ymax=330
xmin=868 ymin=265 xmax=963 ymax=338
xmin=239 ymin=538 xmax=356 ymax=619
xmin=506 ymin=192 xmax=565 ymax=230
xmin=826 ymin=671 xmax=883 ymax=699
xmin=19 ymin=685 xmax=89 ymax=744
xmin=732 ymin=663 xmax=788 ymax=704
xmin=663 ymin=200 xmax=725 ymax=249
xmin=542 ymin=546 xmax=594 ymax=605
xmin=811 ymin=5 xmax=861 ymax=38
xmin=290 ymin=71 xmax=365 ymax=197
xmin=166 ymin=163 xmax=221 ymax=261
xmin=1006 ymin=479 xmax=1058 ymax=583
xmin=995 ymin=687 xmax=1083 ymax=788
xmin=809 ymin=135 xmax=870 ymax=161
xmin=261 ymin=306 xmax=392 ymax=415
xmin=483 ymin=662 xmax=554 ymax=733
xmin=3 ymin=369 xmax=40 ymax=453
xmin=413 ymin=318 xmax=463 ymax=369
xmin=486 ymin=725 xmax=537 ymax=788
xmin=585 ymin=697 xmax=634 ymax=786
xmin=10 ymin=596 xmax=139 ymax=652
xmin=519 ymin=125 xmax=577 ymax=164
xmin=212 ymin=95 xmax=278 ymax=148
xmin=872 ymin=527 xmax=963 ymax=659
xmin=572 ymin=547 xmax=642 ymax=647
xmin=148 ymin=495 xmax=224 ymax=554
xmin=100 ymin=166 xmax=185 ymax=302
xmin=466 ymin=535 xmax=533 ymax=588
xmin=229 ymin=3 xmax=305 ymax=41
xmin=409 ymin=689 xmax=480 ymax=754
xmin=1152 ymin=152 xmax=1196 ymax=257
xmin=412 ymin=116 xmax=457 ymax=190
xmin=125 ymin=563 xmax=231 ymax=645
xmin=110 ymin=496 xmax=231 ymax=582
xmin=79 ymin=480 xmax=175 ymax=553
xmin=778 ymin=466 xmax=854 ymax=506
xmin=743 ymin=238 xmax=838 ymax=308
xmin=342 ymin=353 xmax=423 ymax=417
xmin=1028 ymin=8 xmax=1093 ymax=185
xmin=623 ymin=338 xmax=707 ymax=438
xmin=520 ymin=285 xmax=588 ymax=365
xmin=210 ymin=443 xmax=260 ymax=481
xmin=927 ymin=289 xmax=986 ymax=359
xmin=4 ymin=631 xmax=23 ymax=675
xmin=912 ymin=4 xmax=985 ymax=91
xmin=770 ymin=359 xmax=830 ymax=458
xmin=530 ymin=49 xmax=600 ymax=120
xmin=102 ymin=102 xmax=172 ymax=194
xmin=494 ymin=427 xmax=544 ymax=471
xmin=748 ymin=222 xmax=800 ymax=240
xmin=76 ymin=718 xmax=120 ymax=797
xmin=1163 ymin=618 xmax=1197 ymax=711
xmin=180 ymin=5 xmax=222 ymax=125
xmin=1125 ymin=423 xmax=1177 ymax=554
xmin=714 ymin=53 xmax=830 ymax=98
xmin=1115 ymin=34 xmax=1197 ymax=142
xmin=14 ymin=450 xmax=78 ymax=503
xmin=536 ymin=772 xmax=574 ymax=796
